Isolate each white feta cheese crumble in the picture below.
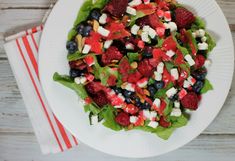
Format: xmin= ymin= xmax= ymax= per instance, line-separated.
xmin=164 ymin=23 xmax=170 ymax=29
xmin=148 ymin=27 xmax=157 ymax=39
xmin=174 ymin=101 xmax=180 ymax=108
xmin=82 ymin=44 xmax=91 ymax=54
xmin=104 ymin=40 xmax=113 ymax=49
xmin=148 ymin=121 xmax=159 ymax=128
xmin=166 ymin=50 xmax=175 ymax=58
xmin=137 ymin=79 xmax=148 ymax=88
xmin=143 ymin=25 xmax=150 ymax=32
xmin=130 ymin=116 xmax=138 ymax=124
xmin=131 ymin=24 xmax=140 ymax=35
xmin=198 ymin=42 xmax=208 ymax=50
xmin=201 ymin=36 xmax=207 ymax=42
xmin=170 ymin=108 xmax=182 ymax=117
xmin=170 ymin=68 xmax=179 ymax=80
xmin=97 ymin=26 xmax=110 ymax=37
xmin=117 ymin=93 xmax=125 ymax=102
xmin=75 ymin=77 xmax=87 ymax=84
xmin=154 ymin=71 xmax=162 ymax=81
xmin=150 ymin=111 xmax=157 ymax=119
xmin=198 ymin=29 xmax=206 ymax=37
xmin=168 ymin=22 xmax=177 ymax=32
xmin=157 ymin=62 xmax=164 ymax=74
xmin=114 ymin=105 xmax=123 ymax=109
xmin=153 ymin=98 xmax=161 ymax=108
xmin=91 ymin=115 xmax=99 ymax=125
xmin=184 ymin=54 xmax=195 ymax=66
xmin=143 ymin=0 xmax=150 ymax=4
xmin=192 ymin=32 xmax=197 ymax=38
xmin=126 ymin=43 xmax=135 ymax=50
xmin=125 ymin=83 xmax=135 ymax=92
xmin=99 ymin=13 xmax=107 ymax=24
xmin=187 ymin=76 xmax=196 ymax=85
xmin=141 ymin=31 xmax=150 ymax=42
xmin=143 ymin=110 xmax=151 ymax=119
xmin=126 ymin=6 xmax=136 ymax=15
xmin=166 ymin=87 xmax=177 ymax=98
xmin=204 ymin=59 xmax=212 ymax=68
xmin=183 ymin=80 xmax=191 ymax=88
xmin=128 ymin=0 xmax=142 ymax=7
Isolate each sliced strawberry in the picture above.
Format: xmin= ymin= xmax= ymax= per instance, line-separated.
xmin=101 ymin=46 xmax=123 ymax=65
xmin=153 ymin=48 xmax=164 ymax=62
xmin=159 ymin=116 xmax=171 ymax=128
xmin=128 ymin=71 xmax=142 ymax=83
xmin=175 ymin=7 xmax=195 ymax=29
xmin=174 ymin=50 xmax=185 ymax=65
xmin=162 ymin=68 xmax=172 ymax=86
xmin=134 ymin=3 xmax=156 ymax=15
xmin=104 ymin=0 xmax=128 ymax=17
xmin=106 ymin=22 xmax=131 ymax=40
xmin=162 ymin=36 xmax=177 ymax=51
xmin=85 ymin=32 xmax=103 ymax=54
xmin=123 ymin=104 xmax=139 ymax=115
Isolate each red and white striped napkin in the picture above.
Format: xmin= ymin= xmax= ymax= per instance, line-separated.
xmin=3 ymin=25 xmax=79 ymax=154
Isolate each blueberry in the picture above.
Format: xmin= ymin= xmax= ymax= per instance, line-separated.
xmin=89 ymin=9 xmax=101 ymax=20
xmin=165 ymin=29 xmax=171 ymax=37
xmin=123 ymin=90 xmax=134 ymax=98
xmin=193 ymin=81 xmax=204 ymax=93
xmin=193 ymin=69 xmax=207 ymax=81
xmin=125 ymin=98 xmax=132 ymax=104
xmin=82 ymin=25 xmax=92 ymax=37
xmin=150 ymin=36 xmax=158 ymax=46
xmin=198 ymin=50 xmax=207 ymax=55
xmin=148 ymin=85 xmax=157 ymax=97
xmin=196 ymin=37 xmax=202 ymax=43
xmin=140 ymin=101 xmax=151 ymax=110
xmin=154 ymin=81 xmax=165 ymax=90
xmin=169 ymin=94 xmax=178 ymax=101
xmin=70 ymin=69 xmax=83 ymax=78
xmin=66 ymin=41 xmax=77 ymax=53
xmin=112 ymin=87 xmax=123 ymax=94
xmin=177 ymin=39 xmax=184 ymax=46
xmin=142 ymin=46 xmax=153 ymax=58
xmin=76 ymin=23 xmax=85 ymax=35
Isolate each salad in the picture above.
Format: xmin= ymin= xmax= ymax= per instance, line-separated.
xmin=54 ymin=0 xmax=216 ymax=140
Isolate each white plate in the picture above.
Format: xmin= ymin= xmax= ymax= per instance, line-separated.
xmin=39 ymin=0 xmax=234 ymax=158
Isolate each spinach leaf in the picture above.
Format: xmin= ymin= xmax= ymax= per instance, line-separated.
xmin=201 ymin=79 xmax=213 ymax=94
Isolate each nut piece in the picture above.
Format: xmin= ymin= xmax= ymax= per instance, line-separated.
xmin=131 ymin=62 xmax=138 ymax=69
xmin=93 ymin=20 xmax=100 ymax=32
xmin=121 ymin=82 xmax=128 ymax=89
xmin=76 ymin=34 xmax=83 ymax=52
xmin=144 ymin=89 xmax=150 ymax=96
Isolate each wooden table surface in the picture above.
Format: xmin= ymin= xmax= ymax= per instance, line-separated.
xmin=0 ymin=0 xmax=235 ymax=160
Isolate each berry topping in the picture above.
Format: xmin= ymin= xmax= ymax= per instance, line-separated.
xmin=181 ymin=92 xmax=199 ymax=110
xmin=175 ymin=7 xmax=195 ymax=29
xmin=93 ymin=91 xmax=110 ymax=107
xmin=115 ymin=112 xmax=130 ymax=126
xmin=138 ymin=59 xmax=154 ymax=77
xmin=102 ymin=46 xmax=123 ymax=65
xmin=104 ymin=0 xmax=128 ymax=17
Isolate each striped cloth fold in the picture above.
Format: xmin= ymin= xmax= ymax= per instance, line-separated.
xmin=4 ymin=25 xmax=79 ymax=154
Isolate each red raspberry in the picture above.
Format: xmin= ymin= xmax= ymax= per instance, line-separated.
xmin=159 ymin=116 xmax=171 ymax=128
xmin=115 ymin=112 xmax=130 ymax=126
xmin=175 ymin=8 xmax=196 ymax=29
xmin=104 ymin=0 xmax=128 ymax=17
xmin=195 ymin=54 xmax=206 ymax=69
xmin=93 ymin=91 xmax=110 ymax=107
xmin=85 ymin=82 xmax=104 ymax=94
xmin=181 ymin=92 xmax=199 ymax=110
xmin=102 ymin=46 xmax=123 ymax=65
xmin=128 ymin=71 xmax=142 ymax=83
xmin=138 ymin=59 xmax=154 ymax=77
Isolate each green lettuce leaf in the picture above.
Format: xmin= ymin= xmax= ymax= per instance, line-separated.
xmin=205 ymin=32 xmax=216 ymax=52
xmin=128 ymin=11 xmax=147 ymax=26
xmin=127 ymin=52 xmax=140 ymax=63
xmin=164 ymin=62 xmax=175 ymax=73
xmin=201 ymin=79 xmax=213 ymax=94
xmin=155 ymin=82 xmax=174 ymax=99
xmin=67 ymin=28 xmax=77 ymax=41
xmin=84 ymin=103 xmax=101 ymax=115
xmin=163 ymin=98 xmax=173 ymax=116
xmin=73 ymin=0 xmax=109 ymax=27
xmin=67 ymin=51 xmax=85 ymax=61
xmin=53 ymin=72 xmax=88 ymax=99
xmin=100 ymin=105 xmax=122 ymax=131
xmin=191 ymin=17 xmax=206 ymax=30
